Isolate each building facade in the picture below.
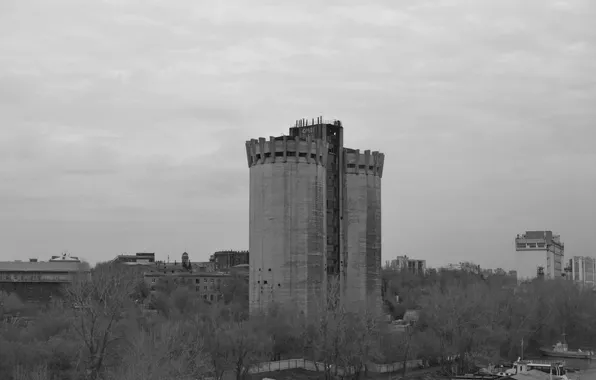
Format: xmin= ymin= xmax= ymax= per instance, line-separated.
xmin=515 ymin=231 xmax=564 ymax=281
xmin=143 ymin=251 xmax=249 ymax=303
xmin=385 ymin=255 xmax=427 ymax=275
xmin=0 ymin=259 xmax=90 ymax=303
xmin=569 ymin=256 xmax=596 ymax=288
xmin=245 ymin=117 xmax=385 ymax=317
xmin=440 ymin=262 xmax=482 ymax=274
xmin=111 ymin=252 xmax=156 ymax=264
xmin=144 ymin=271 xmax=245 ymax=302
xmin=210 ymin=250 xmax=249 ymax=271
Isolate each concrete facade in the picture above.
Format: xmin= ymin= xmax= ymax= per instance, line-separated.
xmin=515 ymin=231 xmax=564 ymax=281
xmin=0 ymin=259 xmax=90 ymax=303
xmin=569 ymin=256 xmax=596 ymax=287
xmin=246 ymin=118 xmax=385 ymax=317
xmin=343 ymin=148 xmax=383 ymax=314
xmin=246 ymin=135 xmax=329 ymax=317
xmin=144 ymin=271 xmax=247 ymax=303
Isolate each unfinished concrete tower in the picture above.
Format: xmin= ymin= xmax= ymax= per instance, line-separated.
xmin=246 ymin=117 xmax=384 ymax=317
xmin=246 ymin=134 xmax=328 ymax=318
xmin=343 ymin=148 xmax=384 ymax=315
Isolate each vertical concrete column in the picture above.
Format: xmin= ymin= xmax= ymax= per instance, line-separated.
xmin=245 ymin=142 xmax=253 ymax=167
xmin=270 ymin=136 xmax=276 ymax=163
xmin=282 ymin=136 xmax=288 ymax=163
xmin=259 ymin=138 xmax=266 ymax=164
xmin=364 ymin=150 xmax=370 ymax=175
xmin=342 ymin=148 xmax=385 ymax=315
xmin=377 ymin=154 xmax=385 ymax=177
xmin=250 ymin=139 xmax=258 ymax=165
xmin=372 ymin=152 xmax=378 ymax=176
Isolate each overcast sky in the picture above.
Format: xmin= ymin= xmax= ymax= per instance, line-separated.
xmin=1 ymin=0 xmax=595 ymax=269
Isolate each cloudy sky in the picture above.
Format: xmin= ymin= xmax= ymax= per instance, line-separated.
xmin=1 ymin=0 xmax=594 ymax=269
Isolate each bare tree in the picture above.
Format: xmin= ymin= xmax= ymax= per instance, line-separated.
xmin=202 ymin=318 xmax=233 ymax=380
xmin=114 ymin=319 xmax=211 ymax=380
xmin=202 ymin=315 xmax=265 ymax=380
xmin=259 ymin=302 xmax=304 ymax=360
xmin=306 ymin=278 xmax=352 ymax=380
xmin=63 ymin=263 xmax=137 ymax=379
xmin=337 ymin=309 xmax=380 ymax=380
xmin=400 ymin=324 xmax=420 ymax=376
xmin=420 ymin=282 xmax=505 ymax=375
xmin=0 ymin=291 xmax=25 ymax=319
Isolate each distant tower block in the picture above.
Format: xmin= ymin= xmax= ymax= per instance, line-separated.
xmin=245 ymin=136 xmax=329 ymax=318
xmin=514 ymin=231 xmax=564 ymax=281
xmin=246 ymin=117 xmax=386 ymax=318
xmin=181 ymin=252 xmax=189 ymax=268
xmin=343 ymin=148 xmax=385 ymax=315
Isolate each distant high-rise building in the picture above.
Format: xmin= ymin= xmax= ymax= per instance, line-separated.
xmin=569 ymin=256 xmax=596 ymax=288
xmin=245 ymin=117 xmax=385 ymax=317
xmin=514 ymin=231 xmax=564 ymax=281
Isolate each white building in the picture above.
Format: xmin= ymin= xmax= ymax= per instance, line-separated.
xmin=515 ymin=231 xmax=564 ymax=281
xmin=569 ymin=256 xmax=596 ymax=288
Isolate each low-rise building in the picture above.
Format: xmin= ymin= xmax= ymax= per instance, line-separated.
xmin=0 ymin=258 xmax=90 ymax=303
xmin=440 ymin=262 xmax=482 ymax=274
xmin=193 ymin=261 xmax=217 ymax=272
xmin=144 ymin=272 xmax=234 ymax=302
xmin=143 ymin=252 xmax=249 ymax=302
xmin=111 ymin=252 xmax=155 ymax=264
xmin=209 ymin=250 xmax=249 ymax=271
xmin=385 ymin=255 xmax=427 ymax=275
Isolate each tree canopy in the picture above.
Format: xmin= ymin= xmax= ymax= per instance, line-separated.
xmin=1 ymin=262 xmax=596 ymax=379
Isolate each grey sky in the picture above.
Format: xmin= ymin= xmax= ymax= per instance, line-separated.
xmin=1 ymin=0 xmax=594 ymax=268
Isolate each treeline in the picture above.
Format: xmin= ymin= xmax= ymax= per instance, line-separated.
xmin=1 ymin=263 xmax=596 ymax=380
xmin=383 ymin=268 xmax=596 ymax=373
xmin=0 ymin=263 xmax=396 ymax=380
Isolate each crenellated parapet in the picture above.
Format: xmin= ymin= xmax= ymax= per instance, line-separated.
xmin=245 ymin=136 xmax=329 ymax=168
xmin=343 ymin=148 xmax=385 ymax=177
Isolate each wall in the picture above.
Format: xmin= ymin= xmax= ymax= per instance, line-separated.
xmin=212 ymin=251 xmax=249 ymax=270
xmin=366 ymin=166 xmax=382 ymax=313
xmin=344 ymin=169 xmax=367 ymax=311
xmin=343 ymin=149 xmax=384 ymax=314
xmin=0 ymin=282 xmax=64 ymax=303
xmin=571 ymin=256 xmax=596 ymax=286
xmin=247 ymin=136 xmax=328 ymax=318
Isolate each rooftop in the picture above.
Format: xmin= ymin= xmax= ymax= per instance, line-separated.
xmin=290 ymin=117 xmax=342 ymax=128
xmin=0 ymin=261 xmax=89 ymax=272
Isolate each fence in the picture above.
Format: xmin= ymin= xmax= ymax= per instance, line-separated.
xmin=247 ymin=358 xmax=423 ymax=375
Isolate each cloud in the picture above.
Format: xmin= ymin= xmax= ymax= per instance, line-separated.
xmin=0 ymin=0 xmax=595 ymax=266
